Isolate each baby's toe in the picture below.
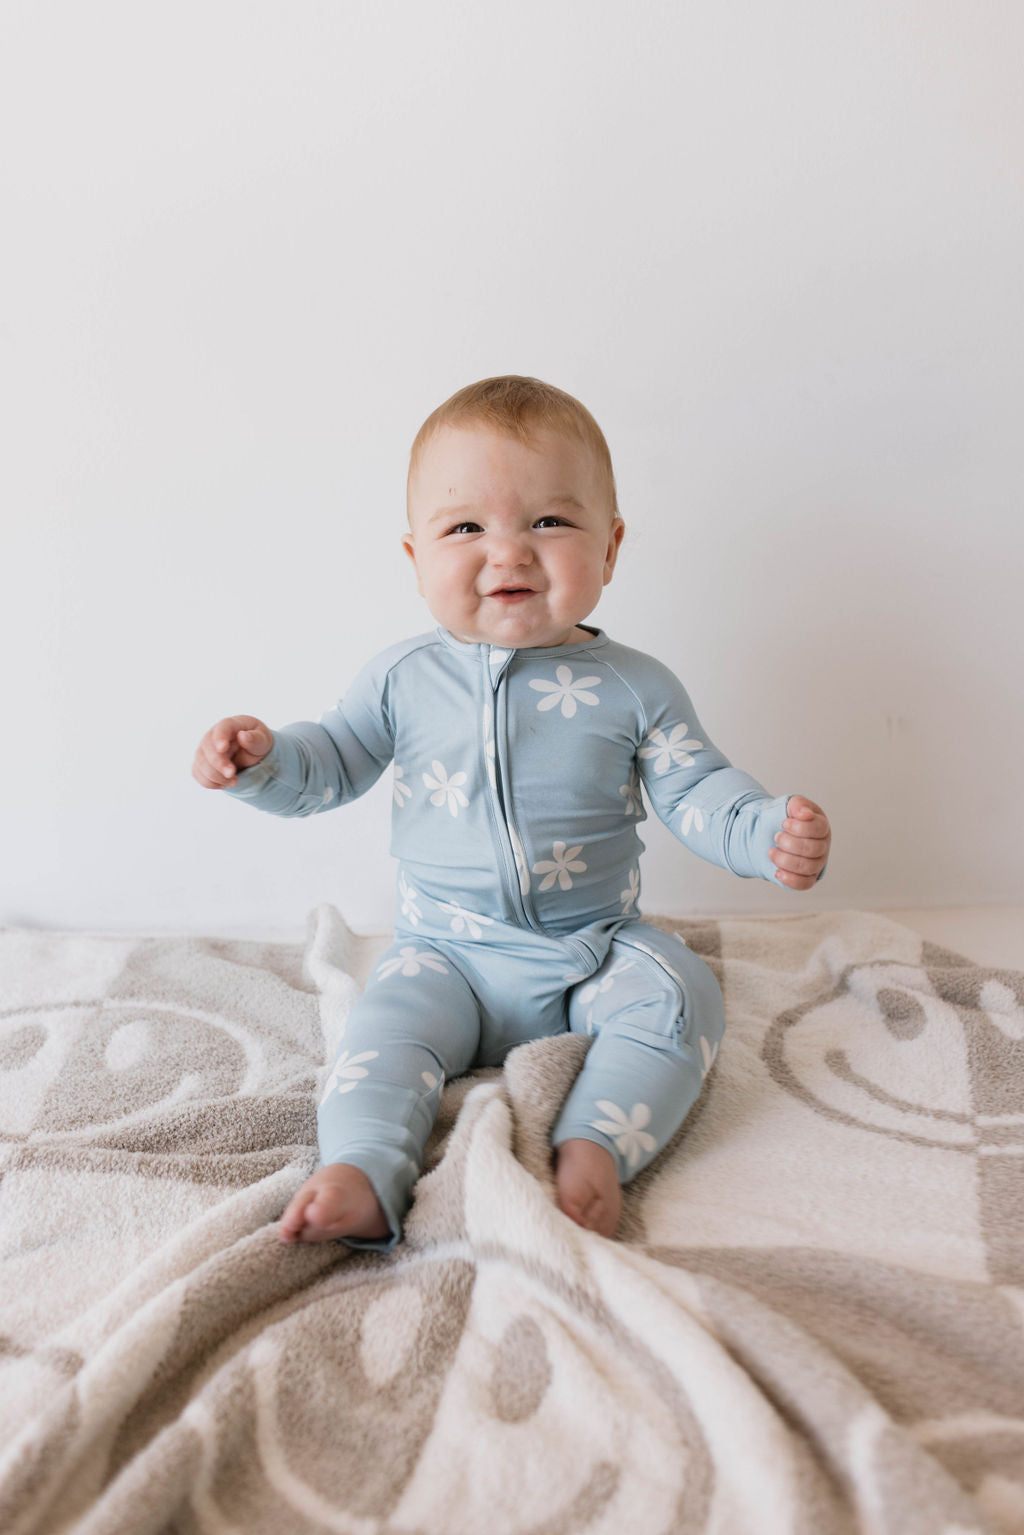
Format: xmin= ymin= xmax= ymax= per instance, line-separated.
xmin=556 ymin=1176 xmax=620 ymax=1237
xmin=580 ymin=1191 xmax=619 ymax=1238
xmin=302 ymin=1188 xmax=350 ymax=1238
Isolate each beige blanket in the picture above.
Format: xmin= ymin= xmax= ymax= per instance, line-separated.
xmin=1 ymin=906 xmax=1022 ymax=1534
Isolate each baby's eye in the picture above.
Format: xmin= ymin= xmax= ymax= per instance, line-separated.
xmin=446 ymin=521 xmax=482 ymax=535
xmin=534 ymin=515 xmax=568 ymax=529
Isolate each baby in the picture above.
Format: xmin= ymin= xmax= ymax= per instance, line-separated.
xmin=193 ymin=375 xmax=831 ymax=1249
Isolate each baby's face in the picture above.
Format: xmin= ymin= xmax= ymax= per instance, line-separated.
xmin=404 ymin=425 xmax=624 ymax=649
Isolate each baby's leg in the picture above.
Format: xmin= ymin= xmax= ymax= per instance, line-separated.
xmin=284 ymin=939 xmax=482 ymax=1250
xmin=554 ymin=928 xmax=725 ymax=1233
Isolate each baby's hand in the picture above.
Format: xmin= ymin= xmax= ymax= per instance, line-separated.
xmin=192 ymin=715 xmax=274 ymax=789
xmin=769 ymin=796 xmax=831 ymax=890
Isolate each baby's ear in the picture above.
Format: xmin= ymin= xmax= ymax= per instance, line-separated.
xmin=401 ymin=532 xmax=424 ymax=594
xmin=603 ymin=517 xmax=625 ymax=582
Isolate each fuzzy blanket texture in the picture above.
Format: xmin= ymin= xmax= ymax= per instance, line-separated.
xmin=1 ymin=906 xmax=1023 ymax=1535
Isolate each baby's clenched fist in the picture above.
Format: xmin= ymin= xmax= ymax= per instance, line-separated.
xmin=192 ymin=715 xmax=273 ymax=789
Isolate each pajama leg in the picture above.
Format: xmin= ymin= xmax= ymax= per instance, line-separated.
xmin=552 ymin=929 xmax=724 ymax=1183
xmin=317 ymin=939 xmax=482 ymax=1247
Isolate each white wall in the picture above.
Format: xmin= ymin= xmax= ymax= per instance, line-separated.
xmin=2 ymin=0 xmax=1022 ymax=935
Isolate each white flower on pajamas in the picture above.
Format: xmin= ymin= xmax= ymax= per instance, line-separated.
xmin=529 ymin=665 xmax=601 ymax=718
xmin=319 ymin=1049 xmax=379 ymax=1107
xmin=577 ymin=957 xmax=635 ymax=1005
xmin=392 ymin=765 xmax=412 ymax=807
xmin=376 ymin=946 xmax=450 ymax=980
xmin=399 ymin=873 xmax=422 ymax=926
xmin=320 ymin=785 xmax=335 ymax=806
xmin=679 ymin=805 xmax=705 ymax=837
xmin=533 ymin=841 xmax=587 ymax=892
xmin=423 ymin=760 xmax=469 ymax=817
xmin=639 ymin=723 xmax=704 ymax=774
xmin=700 ymin=1035 xmax=720 ymax=1077
xmin=421 ymin=1070 xmax=444 ymax=1092
xmin=618 ymin=767 xmax=643 ymax=816
xmin=590 ymin=1101 xmax=658 ymax=1169
xmin=438 ymin=899 xmax=494 ymax=940
xmin=620 ymin=867 xmax=640 ymax=914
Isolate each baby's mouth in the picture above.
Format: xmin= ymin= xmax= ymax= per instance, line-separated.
xmin=487 ymin=586 xmax=537 ymax=601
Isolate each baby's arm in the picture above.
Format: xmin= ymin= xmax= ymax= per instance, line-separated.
xmin=632 ymin=655 xmax=829 ymax=886
xmin=192 ymin=716 xmax=274 ymax=789
xmin=192 ymin=647 xmax=400 ymax=818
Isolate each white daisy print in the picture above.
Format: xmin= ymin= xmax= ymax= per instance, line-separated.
xmin=620 ymin=867 xmax=640 ymax=914
xmin=438 ymin=899 xmax=494 ymax=940
xmin=320 ymin=785 xmax=335 ymax=807
xmin=319 ymin=1049 xmax=379 ymax=1107
xmin=577 ymin=957 xmax=635 ymax=1005
xmin=529 ymin=665 xmax=601 ymax=719
xmin=700 ymin=1036 xmax=720 ymax=1077
xmin=578 ymin=964 xmax=636 ymax=1036
xmin=533 ymin=841 xmax=587 ymax=892
xmin=639 ymin=723 xmax=704 ymax=774
xmin=618 ymin=767 xmax=643 ymax=816
xmin=423 ymin=760 xmax=470 ymax=817
xmin=392 ymin=765 xmax=412 ymax=807
xmin=680 ymin=805 xmax=705 ymax=837
xmin=421 ymin=1069 xmax=444 ymax=1092
xmin=376 ymin=946 xmax=450 ymax=980
xmin=590 ymin=1101 xmax=658 ymax=1169
xmin=399 ymin=873 xmax=422 ymax=926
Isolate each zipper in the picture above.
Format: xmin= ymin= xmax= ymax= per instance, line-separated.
xmin=481 ymin=651 xmax=537 ymax=930
xmin=495 ymin=684 xmax=541 ymax=931
xmin=478 ymin=648 xmax=606 ymax=970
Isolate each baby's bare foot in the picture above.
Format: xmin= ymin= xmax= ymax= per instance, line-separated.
xmin=280 ymin=1163 xmax=391 ymax=1244
xmin=555 ymin=1138 xmax=622 ymax=1237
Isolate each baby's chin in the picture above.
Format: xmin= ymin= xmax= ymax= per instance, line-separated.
xmin=442 ymin=606 xmax=587 ymax=650
xmin=455 ymin=624 xmax=584 ymax=649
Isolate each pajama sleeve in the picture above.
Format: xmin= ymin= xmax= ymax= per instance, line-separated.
xmin=631 ymin=656 xmax=792 ymax=882
xmin=222 ymin=652 xmax=395 ymax=819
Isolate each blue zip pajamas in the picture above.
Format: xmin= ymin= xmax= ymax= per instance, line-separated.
xmin=225 ymin=625 xmax=799 ymax=1247
xmin=316 ymin=917 xmax=724 ymax=1244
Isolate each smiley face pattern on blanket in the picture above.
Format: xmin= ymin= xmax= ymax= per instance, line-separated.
xmin=0 ymin=906 xmax=1022 ymax=1535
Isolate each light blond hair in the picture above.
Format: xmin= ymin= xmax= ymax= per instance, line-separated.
xmin=407 ymin=374 xmax=619 ymax=519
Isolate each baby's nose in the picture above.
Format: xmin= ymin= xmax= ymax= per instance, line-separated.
xmin=487 ymin=531 xmax=533 ymax=565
